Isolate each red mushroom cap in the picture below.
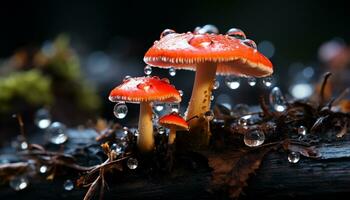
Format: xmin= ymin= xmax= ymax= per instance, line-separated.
xmin=158 ymin=112 xmax=189 ymax=131
xmin=109 ymin=76 xmax=181 ymax=103
xmin=144 ymin=32 xmax=273 ymax=77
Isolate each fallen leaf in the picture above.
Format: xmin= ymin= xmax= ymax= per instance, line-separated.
xmin=207 ymin=144 xmax=279 ymax=199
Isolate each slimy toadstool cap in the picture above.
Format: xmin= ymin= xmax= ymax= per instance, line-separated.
xmin=159 ymin=112 xmax=189 ymax=131
xmin=109 ymin=76 xmax=181 ymax=103
xmin=144 ymin=29 xmax=273 ymax=77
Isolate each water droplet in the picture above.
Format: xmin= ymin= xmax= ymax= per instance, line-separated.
xmin=157 ymin=126 xmax=165 ymax=135
xmin=210 ymin=95 xmax=214 ymax=101
xmin=154 ymin=103 xmax=164 ymax=112
xmin=298 ymin=126 xmax=307 ymax=136
xmin=46 ymin=122 xmax=68 ymax=145
xmin=20 ymin=141 xmax=29 ymax=150
xmin=193 ymin=26 xmax=201 ymax=33
xmin=247 ymin=77 xmax=257 ymax=86
xmin=238 ymin=117 xmax=247 ymax=126
xmin=144 ymin=65 xmax=152 ymax=75
xmin=39 ymin=165 xmax=48 ymax=174
xmin=169 ymin=103 xmax=179 ymax=113
xmin=51 ymin=134 xmax=68 ymax=145
xmin=288 ymin=152 xmax=300 ymax=163
xmin=127 ymin=158 xmax=138 ymax=169
xmin=113 ymin=103 xmax=128 ymax=119
xmin=34 ymin=108 xmax=51 ymax=129
xmin=169 ymin=67 xmax=176 ymax=76
xmin=9 ymin=176 xmax=29 ymax=191
xmin=226 ymin=28 xmax=246 ymax=40
xmin=123 ymin=75 xmax=131 ymax=81
xmin=213 ymin=80 xmax=220 ymax=90
xmin=178 ymin=90 xmax=183 ymax=97
xmin=160 ymin=29 xmax=176 ymax=38
xmin=204 ymin=111 xmax=214 ymax=121
xmin=133 ymin=129 xmax=139 ymax=137
xmin=63 ymin=179 xmax=74 ymax=191
xmin=244 ymin=130 xmax=265 ymax=147
xmin=225 ymin=76 xmax=240 ymax=89
xmin=197 ymin=24 xmax=219 ymax=34
xmin=111 ymin=143 xmax=123 ymax=154
xmin=123 ymin=126 xmax=129 ymax=135
xmin=262 ymin=76 xmax=273 ymax=87
xmin=269 ymin=87 xmax=287 ymax=112
xmin=242 ymin=39 xmax=257 ymax=49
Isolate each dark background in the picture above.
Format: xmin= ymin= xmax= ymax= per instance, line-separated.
xmin=1 ymin=0 xmax=349 ymax=120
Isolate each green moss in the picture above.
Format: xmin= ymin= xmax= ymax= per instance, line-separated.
xmin=0 ymin=70 xmax=53 ymax=112
xmin=44 ymin=35 xmax=81 ymax=81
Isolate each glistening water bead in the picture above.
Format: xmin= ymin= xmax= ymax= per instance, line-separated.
xmin=269 ymin=87 xmax=287 ymax=112
xmin=34 ymin=108 xmax=51 ymax=129
xmin=225 ymin=76 xmax=240 ymax=89
xmin=213 ymin=79 xmax=220 ymax=89
xmin=123 ymin=126 xmax=129 ymax=135
xmin=244 ymin=130 xmax=265 ymax=147
xmin=113 ymin=103 xmax=128 ymax=119
xmin=169 ymin=103 xmax=179 ymax=113
xmin=144 ymin=65 xmax=152 ymax=75
xmin=226 ymin=28 xmax=246 ymax=40
xmin=247 ymin=77 xmax=257 ymax=86
xmin=157 ymin=126 xmax=165 ymax=134
xmin=160 ymin=29 xmax=176 ymax=38
xmin=242 ymin=39 xmax=257 ymax=49
xmin=47 ymin=122 xmax=68 ymax=145
xmin=288 ymin=152 xmax=300 ymax=163
xmin=20 ymin=141 xmax=29 ymax=150
xmin=298 ymin=126 xmax=307 ymax=136
xmin=9 ymin=176 xmax=29 ymax=191
xmin=169 ymin=67 xmax=176 ymax=76
xmin=39 ymin=165 xmax=48 ymax=174
xmin=263 ymin=76 xmax=273 ymax=87
xmin=154 ymin=103 xmax=164 ymax=112
xmin=63 ymin=179 xmax=74 ymax=191
xmin=196 ymin=24 xmax=219 ymax=34
xmin=127 ymin=158 xmax=138 ymax=169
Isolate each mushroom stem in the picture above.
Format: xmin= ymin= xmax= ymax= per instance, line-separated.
xmin=168 ymin=128 xmax=176 ymax=144
xmin=185 ymin=62 xmax=217 ymax=146
xmin=138 ymin=102 xmax=154 ymax=152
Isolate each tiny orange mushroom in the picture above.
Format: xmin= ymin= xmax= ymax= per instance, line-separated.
xmin=158 ymin=112 xmax=189 ymax=145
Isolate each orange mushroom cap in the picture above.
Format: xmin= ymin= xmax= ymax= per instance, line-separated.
xmin=144 ymin=32 xmax=273 ymax=77
xmin=109 ymin=76 xmax=181 ymax=103
xmin=158 ymin=112 xmax=189 ymax=131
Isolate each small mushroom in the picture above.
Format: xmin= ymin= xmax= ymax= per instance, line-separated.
xmin=109 ymin=76 xmax=181 ymax=152
xmin=158 ymin=112 xmax=189 ymax=144
xmin=144 ymin=26 xmax=273 ymax=145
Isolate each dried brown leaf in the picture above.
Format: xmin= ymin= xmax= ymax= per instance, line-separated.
xmin=208 ymin=144 xmax=278 ymax=199
xmin=0 ymin=162 xmax=29 ymax=182
xmin=336 ymin=123 xmax=348 ymax=138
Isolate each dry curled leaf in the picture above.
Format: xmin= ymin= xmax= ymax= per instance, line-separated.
xmin=282 ymin=142 xmax=320 ymax=158
xmin=336 ymin=122 xmax=348 ymax=138
xmin=207 ymin=144 xmax=279 ymax=199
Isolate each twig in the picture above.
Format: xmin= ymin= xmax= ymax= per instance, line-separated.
xmin=319 ymin=72 xmax=332 ymax=107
